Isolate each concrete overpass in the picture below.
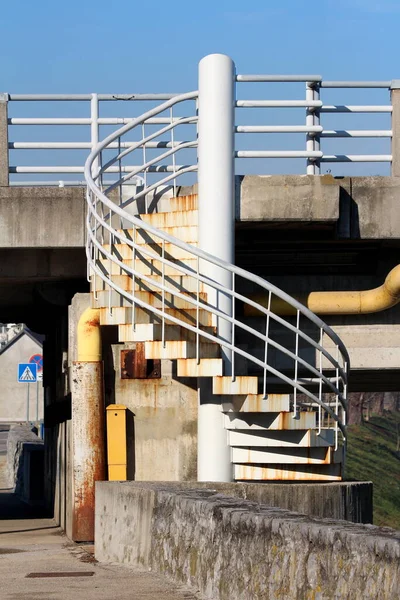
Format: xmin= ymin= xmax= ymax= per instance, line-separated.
xmin=1 ymin=59 xmax=400 ymax=558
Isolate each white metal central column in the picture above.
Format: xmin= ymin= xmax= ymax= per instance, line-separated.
xmin=197 ymin=53 xmax=235 ymax=482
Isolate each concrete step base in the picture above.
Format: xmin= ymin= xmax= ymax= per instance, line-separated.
xmin=145 ymin=341 xmax=220 ymax=360
xmin=213 ymin=376 xmax=258 ymax=395
xmin=228 ymin=428 xmax=335 ymax=448
xmin=119 ymin=225 xmax=198 ymax=244
xmin=234 ymin=463 xmax=342 ymax=481
xmin=222 ymin=394 xmax=291 ymax=413
xmin=231 ymin=446 xmax=340 ymax=465
xmin=140 ymin=209 xmax=198 ymax=227
xmin=98 ymin=306 xmax=213 ymax=327
xmin=97 ymin=257 xmax=198 ymax=277
xmin=119 ymin=323 xmax=216 ymax=343
xmin=224 ymin=411 xmax=316 ymax=431
xmin=177 ymin=358 xmax=223 ymax=377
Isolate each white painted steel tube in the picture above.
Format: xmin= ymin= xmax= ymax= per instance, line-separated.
xmin=320 ymin=130 xmax=392 ymax=138
xmin=236 ymin=100 xmax=322 ymax=108
xmin=235 ymin=151 xmax=323 ymax=158
xmin=198 ymin=53 xmax=235 ymax=483
xmin=235 ymin=125 xmax=323 ymax=133
xmin=321 ymin=106 xmax=392 ymax=113
xmin=306 ymin=83 xmax=315 ymax=175
xmin=320 ymin=155 xmax=392 ymax=162
xmin=91 ymin=94 xmax=99 ymax=178
xmin=236 ymin=74 xmax=321 ymax=82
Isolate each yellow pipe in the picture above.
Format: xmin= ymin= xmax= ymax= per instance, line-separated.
xmin=246 ymin=265 xmax=400 ymax=316
xmin=77 ymin=307 xmax=102 ymax=361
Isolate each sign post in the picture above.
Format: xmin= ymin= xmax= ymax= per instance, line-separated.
xmin=29 ymin=354 xmax=43 ymax=422
xmin=18 ymin=363 xmax=37 ymax=423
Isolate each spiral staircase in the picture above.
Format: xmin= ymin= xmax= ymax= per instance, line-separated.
xmin=84 ymin=85 xmax=349 ymax=482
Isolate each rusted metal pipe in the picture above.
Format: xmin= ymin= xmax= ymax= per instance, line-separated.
xmin=246 ymin=265 xmax=400 ymax=316
xmin=71 ymin=307 xmax=105 ymax=542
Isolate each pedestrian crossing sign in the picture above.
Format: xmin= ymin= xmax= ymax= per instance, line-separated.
xmin=18 ymin=363 xmax=37 ymax=383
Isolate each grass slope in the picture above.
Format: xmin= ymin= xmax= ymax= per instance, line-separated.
xmin=346 ymin=410 xmax=400 ymax=529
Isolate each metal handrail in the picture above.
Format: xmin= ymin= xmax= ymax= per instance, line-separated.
xmin=6 ymin=76 xmax=394 ymax=183
xmin=84 ymin=91 xmax=349 ymax=447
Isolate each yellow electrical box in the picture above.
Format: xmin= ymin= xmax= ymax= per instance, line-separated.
xmin=106 ymin=404 xmax=127 ymax=481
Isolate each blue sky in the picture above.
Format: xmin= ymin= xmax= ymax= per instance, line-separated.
xmin=2 ymin=0 xmax=399 ymax=92
xmin=2 ymin=0 xmax=398 ymax=178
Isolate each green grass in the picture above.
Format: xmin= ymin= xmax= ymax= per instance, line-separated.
xmin=346 ymin=410 xmax=400 ymax=529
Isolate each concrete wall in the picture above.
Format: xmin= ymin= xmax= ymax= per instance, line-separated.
xmin=237 ymin=175 xmax=400 ymax=239
xmin=96 ymin=482 xmax=399 ymax=600
xmin=0 ymin=334 xmax=44 ymax=422
xmin=110 ymin=345 xmax=198 ymax=482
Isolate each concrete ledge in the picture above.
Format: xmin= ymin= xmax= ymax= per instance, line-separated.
xmin=96 ymin=482 xmax=399 ymax=600
xmin=237 ymin=174 xmax=340 ymax=223
xmin=0 ymin=186 xmax=85 ymax=248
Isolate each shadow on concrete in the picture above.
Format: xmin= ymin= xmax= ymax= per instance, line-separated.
xmin=0 ymin=489 xmax=51 ymax=523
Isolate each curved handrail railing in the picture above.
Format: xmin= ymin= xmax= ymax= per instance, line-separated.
xmin=84 ymin=91 xmax=349 ymax=449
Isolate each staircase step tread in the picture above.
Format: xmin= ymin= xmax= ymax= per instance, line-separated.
xmin=231 ymin=446 xmax=339 ymax=465
xmin=145 ymin=341 xmax=219 ymax=360
xmin=213 ymin=376 xmax=258 ymax=395
xmin=222 ymin=394 xmax=291 ymax=413
xmin=228 ymin=428 xmax=335 ymax=448
xmin=224 ymin=411 xmax=316 ymax=431
xmin=119 ymin=323 xmax=216 ymax=342
xmin=233 ymin=463 xmax=341 ymax=482
xmin=177 ymin=358 xmax=223 ymax=377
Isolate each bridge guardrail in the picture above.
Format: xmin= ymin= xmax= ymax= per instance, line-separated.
xmin=1 ymin=76 xmax=398 ymax=185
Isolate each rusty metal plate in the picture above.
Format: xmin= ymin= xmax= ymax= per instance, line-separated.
xmin=121 ymin=345 xmax=161 ymax=379
xmin=26 ymin=572 xmax=95 ymax=578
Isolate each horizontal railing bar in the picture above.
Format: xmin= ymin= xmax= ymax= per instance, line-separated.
xmin=9 ymin=165 xmax=193 ymax=174
xmin=320 ymin=130 xmax=392 ymax=138
xmin=9 ymin=180 xmax=143 ymax=186
xmin=236 ymin=75 xmax=322 ymax=82
xmin=320 ymin=81 xmax=391 ymax=88
xmin=8 ymin=117 xmax=198 ymax=125
xmin=8 ymin=140 xmax=191 ymax=150
xmin=8 ymin=93 xmax=180 ymax=101
xmin=236 ymin=100 xmax=322 ymax=108
xmin=235 ymin=150 xmax=323 ymax=158
xmin=235 ymin=125 xmax=323 ymax=133
xmin=320 ymin=155 xmax=392 ymax=162
xmin=320 ymin=105 xmax=392 ymax=113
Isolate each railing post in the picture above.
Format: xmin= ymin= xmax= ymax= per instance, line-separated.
xmin=0 ymin=93 xmax=9 ymax=186
xmin=197 ymin=53 xmax=235 ymax=482
xmin=91 ymin=93 xmax=100 ymax=179
xmin=391 ymin=81 xmax=400 ymax=177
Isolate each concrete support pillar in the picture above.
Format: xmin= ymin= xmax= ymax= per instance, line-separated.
xmin=0 ymin=94 xmax=9 ymax=186
xmin=70 ymin=305 xmax=105 ymax=542
xmin=391 ymin=82 xmax=400 ymax=177
xmin=71 ymin=361 xmax=105 ymax=541
xmin=197 ymin=54 xmax=235 ymax=482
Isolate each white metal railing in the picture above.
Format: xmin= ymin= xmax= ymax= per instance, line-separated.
xmin=5 ymin=75 xmax=396 ymax=184
xmin=84 ymin=89 xmax=349 ymax=453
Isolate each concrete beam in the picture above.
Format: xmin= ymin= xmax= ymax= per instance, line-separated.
xmin=237 ymin=175 xmax=340 ymax=223
xmin=0 ymin=186 xmax=85 ymax=248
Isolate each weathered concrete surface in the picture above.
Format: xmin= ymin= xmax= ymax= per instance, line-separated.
xmin=6 ymin=424 xmax=43 ymax=495
xmin=96 ymin=482 xmax=400 ymax=600
xmin=0 ymin=498 xmax=199 ymax=600
xmin=0 ymin=186 xmax=85 ymax=247
xmin=111 ymin=343 xmax=198 ymax=482
xmin=173 ymin=480 xmax=373 ymax=524
xmin=237 ymin=175 xmax=400 ymax=239
xmin=237 ymin=174 xmax=340 ymax=223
